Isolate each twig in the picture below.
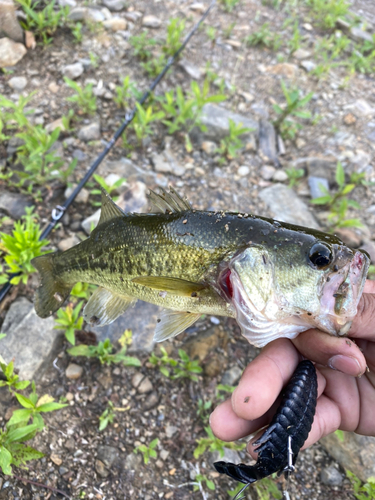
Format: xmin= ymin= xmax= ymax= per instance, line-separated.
xmin=13 ymin=474 xmax=71 ymax=499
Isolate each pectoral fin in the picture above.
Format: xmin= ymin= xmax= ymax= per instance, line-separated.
xmin=154 ymin=310 xmax=201 ymax=342
xmin=83 ymin=287 xmax=136 ymax=327
xmin=132 ymin=276 xmax=206 ymax=297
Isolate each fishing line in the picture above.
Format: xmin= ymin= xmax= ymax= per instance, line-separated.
xmin=0 ymin=0 xmax=216 ymax=304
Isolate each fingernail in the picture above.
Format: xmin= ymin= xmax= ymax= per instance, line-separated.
xmin=328 ymin=355 xmax=362 ymax=377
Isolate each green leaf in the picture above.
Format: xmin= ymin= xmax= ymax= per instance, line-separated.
xmin=12 ymin=445 xmax=44 ymax=466
xmin=36 ymin=402 xmax=68 ymax=413
xmin=6 ymin=423 xmax=40 ymax=443
xmin=0 ymin=446 xmax=12 ymax=475
xmin=67 ymin=345 xmax=93 ymax=357
xmin=14 ymin=393 xmax=35 ymax=409
xmin=7 ymin=409 xmax=32 ymax=427
xmin=311 ymin=196 xmax=332 ymax=205
xmin=336 ymin=162 xmax=345 ymax=187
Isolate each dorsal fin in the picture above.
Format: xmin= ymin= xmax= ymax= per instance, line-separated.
xmin=98 ymin=187 xmax=125 ymax=226
xmin=148 ymin=186 xmax=191 ymax=214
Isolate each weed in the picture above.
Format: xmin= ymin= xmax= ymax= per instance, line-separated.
xmin=311 ymin=162 xmax=362 ymax=230
xmin=129 ymin=31 xmax=159 ymax=60
xmin=196 ymin=398 xmax=212 ymax=423
xmin=347 ymin=471 xmax=375 ymax=500
xmin=254 ymin=476 xmax=283 ymax=500
xmin=217 ymin=119 xmax=253 ymax=162
xmin=90 ymin=173 xmax=127 ymax=206
xmin=134 ymin=438 xmax=158 ymax=464
xmin=306 ymin=0 xmax=350 ymax=30
xmin=0 ymin=359 xmax=30 ymax=393
xmin=68 ymin=336 xmax=141 ymax=367
xmin=0 ymin=207 xmax=50 ymax=286
xmin=194 ymin=427 xmax=246 ymax=459
xmin=245 ymin=23 xmax=282 ymax=50
xmin=64 ymin=77 xmax=97 ymax=115
xmin=114 ymin=76 xmax=136 ymax=109
xmin=99 ymin=401 xmax=115 ymax=431
xmin=0 ymin=93 xmax=35 ymax=133
xmin=16 ymin=0 xmax=69 ymax=44
xmin=219 ymin=0 xmax=241 ymax=13
xmin=70 ymin=282 xmax=95 ymax=300
xmin=132 ymin=103 xmax=164 ymax=145
xmin=89 ymin=51 xmax=100 ymax=69
xmin=223 ymin=22 xmax=236 ymax=39
xmin=285 ymin=167 xmax=305 ymax=187
xmin=273 ymin=80 xmax=313 ymax=140
xmin=163 ymin=18 xmax=185 ymax=56
xmin=194 ymin=474 xmax=215 ymax=492
xmin=61 ymin=109 xmax=75 ymax=132
xmin=71 ymin=21 xmax=83 ymax=43
xmin=288 ymin=21 xmax=302 ymax=53
xmin=54 ymin=302 xmax=84 ymax=345
xmin=215 ymin=383 xmax=236 ymax=400
xmin=149 ymin=347 xmax=203 ymax=381
xmin=141 ymin=54 xmax=167 ymax=78
xmin=206 ymin=26 xmax=217 ymax=42
xmin=335 ymin=429 xmax=345 ymax=442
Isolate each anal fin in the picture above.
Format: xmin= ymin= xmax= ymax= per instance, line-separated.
xmin=154 ymin=310 xmax=201 ymax=342
xmin=83 ymin=287 xmax=136 ymax=327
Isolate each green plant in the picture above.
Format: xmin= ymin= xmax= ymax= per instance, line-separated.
xmin=89 ymin=51 xmax=100 ymax=69
xmin=90 ymin=174 xmax=127 ymax=206
xmin=245 ymin=23 xmax=282 ymax=50
xmin=217 ymin=119 xmax=253 ymax=162
xmin=215 ymin=383 xmax=236 ymax=400
xmin=347 ymin=471 xmax=375 ymax=500
xmin=16 ymin=0 xmax=69 ymax=44
xmin=196 ymin=398 xmax=212 ymax=423
xmin=129 ymin=31 xmax=159 ymax=60
xmin=163 ymin=18 xmax=185 ymax=56
xmin=0 ymin=93 xmax=35 ymax=133
xmin=99 ymin=401 xmax=115 ymax=431
xmin=194 ymin=427 xmax=246 ymax=459
xmin=70 ymin=282 xmax=95 ymax=300
xmin=306 ymin=0 xmax=350 ymax=29
xmin=254 ymin=476 xmax=283 ymax=500
xmin=71 ymin=21 xmax=83 ymax=43
xmin=0 ymin=359 xmax=30 ymax=393
xmin=273 ymin=81 xmax=313 ymax=140
xmin=113 ymin=76 xmax=137 ymax=109
xmin=285 ymin=167 xmax=304 ymax=187
xmin=223 ymin=22 xmax=236 ymax=39
xmin=335 ymin=429 xmax=345 ymax=442
xmin=141 ymin=54 xmax=167 ymax=78
xmin=54 ymin=302 xmax=84 ymax=345
xmin=194 ymin=473 xmax=215 ymax=492
xmin=0 ymin=377 xmax=67 ymax=475
xmin=132 ymin=102 xmax=164 ymax=145
xmin=64 ymin=77 xmax=97 ymax=115
xmin=288 ymin=21 xmax=302 ymax=53
xmin=219 ymin=0 xmax=241 ymax=13
xmin=134 ymin=438 xmax=158 ymax=464
xmin=68 ymin=337 xmax=141 ymax=367
xmin=0 ymin=207 xmax=50 ymax=285
xmin=206 ymin=26 xmax=217 ymax=42
xmin=311 ymin=162 xmax=363 ymax=230
xmin=149 ymin=347 xmax=202 ymax=382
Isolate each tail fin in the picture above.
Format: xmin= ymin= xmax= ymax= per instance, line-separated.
xmin=32 ymin=254 xmax=73 ymax=318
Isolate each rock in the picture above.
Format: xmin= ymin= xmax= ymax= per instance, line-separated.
xmin=50 ymin=453 xmax=63 ymax=466
xmin=237 ymin=165 xmax=250 ymax=177
xmin=142 ymin=15 xmax=161 ymax=28
xmin=97 ymin=445 xmax=119 ymax=468
xmin=151 ymin=150 xmax=185 ymax=177
xmin=201 ymin=141 xmax=217 ymax=156
xmin=292 ymin=48 xmax=311 ymax=59
xmin=95 ymin=459 xmax=109 ymax=478
xmin=132 ymin=373 xmax=153 ymax=394
xmin=142 ymin=391 xmax=159 ymax=411
xmin=349 ymin=99 xmax=375 ymax=117
xmin=0 ymin=191 xmax=32 ymax=219
xmin=293 ymin=157 xmax=337 ymax=184
xmin=124 ymin=11 xmax=142 ymax=22
xmin=259 ymin=184 xmax=320 ymax=228
xmin=62 ymin=62 xmax=84 ymax=80
xmin=300 ymin=60 xmax=316 ymax=72
xmin=335 ymin=228 xmax=362 ymax=248
xmin=260 ymin=165 xmax=276 ymax=180
xmin=48 ymin=82 xmax=60 ymax=93
xmin=360 ymin=241 xmax=375 ymax=263
xmin=259 ymin=119 xmax=279 ymax=166
xmin=190 ymin=2 xmax=205 ymax=12
xmin=195 ymin=103 xmax=258 ymax=144
xmin=178 ymin=59 xmax=202 ymax=80
xmin=124 ymin=452 xmax=142 ymax=470
xmin=103 ymin=17 xmax=127 ymax=31
xmin=86 ymin=8 xmax=106 ymax=22
xmin=8 ymin=76 xmax=27 ymax=91
xmin=68 ymin=7 xmax=88 ymax=21
xmin=320 ymin=466 xmax=343 ymax=486
xmin=266 ymin=63 xmax=298 ymax=79
xmin=58 ymin=0 xmax=76 ymax=6
xmin=45 ymin=117 xmax=66 ymax=134
xmin=344 ymin=113 xmax=357 ymax=125
xmin=165 ymin=425 xmax=178 ymax=438
xmin=183 ymin=327 xmax=221 ymax=362
xmin=209 ymin=447 xmax=242 ymax=466
xmin=221 ymin=365 xmax=242 ymax=386
xmin=350 ymin=27 xmax=374 ymax=44
xmin=204 ymin=354 xmax=226 ymax=377
xmin=78 ymin=121 xmax=101 ymax=142
xmin=0 ymin=1 xmax=25 ymax=43
xmin=64 ymin=185 xmax=90 ymax=204
xmin=273 ymin=170 xmax=288 ymax=182
xmin=65 ymin=363 xmax=83 ymax=380
xmin=102 ymin=0 xmax=126 ymax=10
xmin=160 ymin=449 xmax=169 ymax=461
xmin=1 ymin=298 xmax=60 ymax=381
xmin=320 ymin=433 xmax=375 ymax=483
xmin=0 ymin=37 xmax=26 ymax=67
xmin=308 ymin=176 xmax=329 ymax=200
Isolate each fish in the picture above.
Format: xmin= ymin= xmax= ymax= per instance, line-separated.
xmin=31 ymin=187 xmax=370 ymax=348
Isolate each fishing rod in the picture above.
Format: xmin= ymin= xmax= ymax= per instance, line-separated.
xmin=0 ymin=0 xmax=216 ymax=304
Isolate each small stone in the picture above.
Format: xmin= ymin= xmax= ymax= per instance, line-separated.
xmin=65 ymin=392 xmax=74 ymax=402
xmin=201 ymin=141 xmax=217 ymax=156
xmin=302 ymin=22 xmax=313 ymax=31
xmin=221 ymin=365 xmax=242 ymax=386
xmin=350 ymin=99 xmax=375 ymax=117
xmin=103 ymin=17 xmax=127 ymax=31
xmin=335 ymin=228 xmax=362 ymax=248
xmin=0 ymin=37 xmax=26 ymax=67
xmin=62 ymin=62 xmax=84 ymax=80
xmin=132 ymin=373 xmax=153 ymax=393
xmin=165 ymin=425 xmax=178 ymax=438
xmin=300 ymin=60 xmax=316 ymax=72
xmin=78 ymin=121 xmax=101 ymax=142
xmin=95 ymin=459 xmax=109 ymax=478
xmin=273 ymin=170 xmax=288 ymax=182
xmin=151 ymin=151 xmax=185 ymax=176
xmin=124 ymin=11 xmax=142 ymax=22
xmin=143 ymin=391 xmax=159 ymax=411
xmin=259 ymin=119 xmax=278 ymax=165
xmin=292 ymin=48 xmax=311 ymax=59
xmin=45 ymin=117 xmax=66 ymax=134
xmin=50 ymin=453 xmax=62 ymax=466
xmin=124 ymin=452 xmax=142 ymax=470
xmin=260 ymin=165 xmax=276 ymax=180
xmin=189 ymin=2 xmax=205 ymax=12
xmin=65 ymin=363 xmax=83 ymax=380
xmin=65 ymin=438 xmax=76 ymax=451
xmin=266 ymin=63 xmax=298 ymax=79
xmin=0 ymin=191 xmax=32 ymax=219
xmin=320 ymin=466 xmax=343 ymax=486
xmin=48 ymin=82 xmax=60 ymax=93
xmin=296 ymin=137 xmax=306 ymax=149
xmin=344 ymin=113 xmax=357 ymax=125
xmin=204 ymin=354 xmax=225 ymax=377
xmin=102 ymin=0 xmax=127 ymax=10
xmin=57 ymin=235 xmax=80 ymax=252
xmin=58 ymin=0 xmax=76 ymax=6
xmin=308 ymin=176 xmax=329 ymax=200
xmin=178 ymin=59 xmax=202 ymax=80
xmin=350 ymin=27 xmax=374 ymax=44
xmin=97 ymin=445 xmax=118 ymax=468
xmin=160 ymin=449 xmax=169 ymax=461
xmin=64 ymin=185 xmax=90 ymax=204
xmin=238 ymin=165 xmax=250 ymax=177
xmin=142 ymin=15 xmax=161 ymax=28
xmin=68 ymin=6 xmax=88 ymax=21
xmin=8 ymin=76 xmax=27 ymax=91
xmin=86 ymin=8 xmax=106 ymax=22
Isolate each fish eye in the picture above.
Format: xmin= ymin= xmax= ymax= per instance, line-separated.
xmin=308 ymin=243 xmax=333 ymax=269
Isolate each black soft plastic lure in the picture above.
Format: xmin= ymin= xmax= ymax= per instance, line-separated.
xmin=214 ymin=360 xmax=317 ymax=486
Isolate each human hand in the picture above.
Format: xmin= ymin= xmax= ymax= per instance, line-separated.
xmin=210 ymin=280 xmax=375 ymax=458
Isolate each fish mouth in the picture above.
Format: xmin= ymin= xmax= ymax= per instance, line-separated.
xmin=318 ymin=250 xmax=369 ymax=335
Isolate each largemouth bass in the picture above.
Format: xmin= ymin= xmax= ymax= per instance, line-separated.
xmin=32 ymin=187 xmax=369 ymax=348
